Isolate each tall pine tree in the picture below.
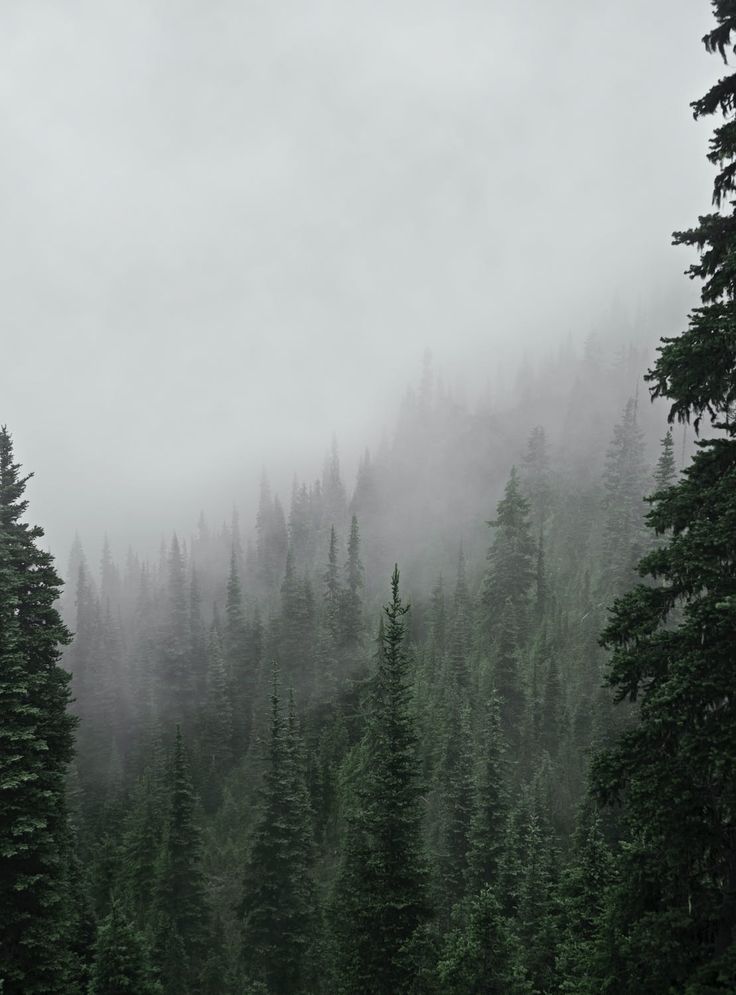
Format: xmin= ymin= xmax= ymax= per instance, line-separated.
xmin=0 ymin=427 xmax=77 ymax=995
xmin=591 ymin=6 xmax=736 ymax=988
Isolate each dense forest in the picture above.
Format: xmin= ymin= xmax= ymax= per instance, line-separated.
xmin=2 ymin=3 xmax=736 ymax=994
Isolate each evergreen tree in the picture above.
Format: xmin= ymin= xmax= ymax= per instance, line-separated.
xmin=323 ymin=525 xmax=341 ymax=644
xmin=88 ymin=901 xmax=160 ymax=995
xmin=0 ymin=427 xmax=77 ymax=995
xmin=333 ymin=566 xmax=429 ymax=995
xmin=340 ymin=514 xmax=364 ymax=649
xmin=239 ymin=670 xmax=316 ymax=994
xmin=482 ymin=467 xmax=536 ymax=642
xmin=159 ymin=536 xmax=192 ymax=726
xmin=154 ymin=727 xmax=213 ymax=994
xmin=448 ymin=547 xmax=471 ymax=688
xmin=466 ymin=693 xmax=508 ymax=894
xmin=590 ymin=11 xmax=736 ymax=989
xmin=224 ymin=548 xmax=253 ymax=753
xmin=201 ymin=621 xmax=234 ymax=806
xmin=436 ymin=886 xmax=528 ymax=995
xmin=600 ymin=397 xmax=647 ymax=594
xmin=653 ymin=427 xmax=676 ymax=492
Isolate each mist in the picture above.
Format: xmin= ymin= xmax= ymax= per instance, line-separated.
xmin=1 ymin=0 xmax=714 ymax=559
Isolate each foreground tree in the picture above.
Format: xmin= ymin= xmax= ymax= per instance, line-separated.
xmin=0 ymin=427 xmax=78 ymax=995
xmin=333 ymin=566 xmax=429 ymax=995
xmin=591 ymin=7 xmax=736 ymax=989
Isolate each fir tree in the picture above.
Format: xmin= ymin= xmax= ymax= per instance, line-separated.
xmin=589 ymin=8 xmax=736 ymax=988
xmin=653 ymin=427 xmax=676 ymax=492
xmin=88 ymin=901 xmax=160 ymax=995
xmin=239 ymin=670 xmax=316 ymax=994
xmin=0 ymin=427 xmax=77 ymax=995
xmin=323 ymin=525 xmax=341 ymax=644
xmin=466 ymin=693 xmax=508 ymax=894
xmin=224 ymin=548 xmax=253 ymax=753
xmin=482 ymin=467 xmax=536 ymax=642
xmin=154 ymin=727 xmax=213 ymax=994
xmin=340 ymin=514 xmax=364 ymax=649
xmin=600 ymin=398 xmax=647 ymax=595
xmin=333 ymin=566 xmax=429 ymax=995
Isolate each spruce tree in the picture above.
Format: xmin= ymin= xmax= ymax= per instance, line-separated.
xmin=154 ymin=727 xmax=212 ymax=994
xmin=239 ymin=670 xmax=316 ymax=994
xmin=323 ymin=525 xmax=341 ymax=643
xmin=340 ymin=514 xmax=364 ymax=649
xmin=0 ymin=427 xmax=77 ymax=995
xmin=600 ymin=398 xmax=647 ymax=595
xmin=482 ymin=467 xmax=536 ymax=644
xmin=88 ymin=901 xmax=160 ymax=995
xmin=466 ymin=693 xmax=508 ymax=894
xmin=591 ymin=7 xmax=736 ymax=987
xmin=333 ymin=566 xmax=429 ymax=995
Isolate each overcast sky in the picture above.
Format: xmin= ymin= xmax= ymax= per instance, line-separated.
xmin=0 ymin=0 xmax=716 ymax=560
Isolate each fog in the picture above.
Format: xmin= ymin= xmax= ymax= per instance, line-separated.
xmin=1 ymin=0 xmax=714 ymax=557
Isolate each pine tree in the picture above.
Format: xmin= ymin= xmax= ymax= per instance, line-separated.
xmin=323 ymin=525 xmax=341 ymax=644
xmin=600 ymin=398 xmax=647 ymax=595
xmin=435 ymin=698 xmax=474 ymax=916
xmin=448 ymin=548 xmax=471 ymax=688
xmin=154 ymin=727 xmax=213 ymax=994
xmin=521 ymin=424 xmax=551 ymax=533
xmin=340 ymin=514 xmax=364 ymax=649
xmin=89 ymin=901 xmax=160 ymax=995
xmin=333 ymin=566 xmax=429 ymax=995
xmin=482 ymin=467 xmax=536 ymax=642
xmin=466 ymin=693 xmax=508 ymax=894
xmin=159 ymin=536 xmax=192 ymax=726
xmin=590 ymin=8 xmax=736 ymax=988
xmin=653 ymin=427 xmax=676 ymax=492
xmin=0 ymin=427 xmax=77 ymax=995
xmin=224 ymin=548 xmax=253 ymax=753
xmin=239 ymin=670 xmax=316 ymax=994
xmin=201 ymin=621 xmax=234 ymax=807
xmin=436 ymin=886 xmax=527 ymax=995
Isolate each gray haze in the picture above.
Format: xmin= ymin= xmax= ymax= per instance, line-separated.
xmin=0 ymin=0 xmax=715 ymax=558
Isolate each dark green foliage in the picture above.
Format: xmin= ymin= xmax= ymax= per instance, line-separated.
xmin=601 ymin=398 xmax=648 ymax=594
xmin=590 ymin=8 xmax=736 ymax=988
xmin=0 ymin=427 xmax=77 ymax=995
xmin=436 ymin=887 xmax=528 ymax=995
xmin=154 ymin=727 xmax=213 ymax=994
xmin=88 ymin=901 xmax=160 ymax=995
xmin=333 ymin=567 xmax=429 ymax=995
xmin=239 ymin=670 xmax=316 ymax=994
xmin=340 ymin=514 xmax=364 ymax=649
xmin=466 ymin=693 xmax=508 ymax=894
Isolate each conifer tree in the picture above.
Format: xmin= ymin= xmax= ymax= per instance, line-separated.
xmin=600 ymin=398 xmax=647 ymax=595
xmin=466 ymin=693 xmax=508 ymax=894
xmin=448 ymin=548 xmax=471 ymax=688
xmin=89 ymin=901 xmax=160 ymax=995
xmin=436 ymin=886 xmax=527 ymax=995
xmin=154 ymin=727 xmax=212 ymax=994
xmin=159 ymin=536 xmax=192 ymax=726
xmin=333 ymin=566 xmax=429 ymax=995
xmin=482 ymin=467 xmax=536 ymax=641
xmin=340 ymin=514 xmax=364 ymax=648
xmin=239 ymin=670 xmax=316 ymax=994
xmin=590 ymin=8 xmax=736 ymax=987
xmin=323 ymin=525 xmax=341 ymax=643
xmin=201 ymin=621 xmax=234 ymax=806
xmin=224 ymin=548 xmax=253 ymax=752
xmin=653 ymin=427 xmax=676 ymax=492
xmin=0 ymin=427 xmax=77 ymax=995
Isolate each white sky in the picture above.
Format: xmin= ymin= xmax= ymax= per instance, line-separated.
xmin=0 ymin=0 xmax=716 ymax=557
